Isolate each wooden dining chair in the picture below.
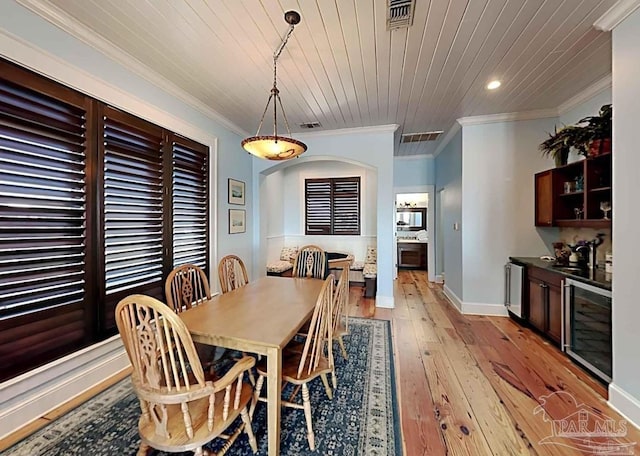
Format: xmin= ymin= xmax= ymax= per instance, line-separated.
xmin=250 ymin=275 xmax=335 ymax=451
xmin=115 ymin=294 xmax=258 ymax=456
xmin=165 ymin=264 xmax=217 ymax=372
xmin=292 ymin=244 xmax=326 ymax=279
xmin=332 ymin=266 xmax=351 ymax=361
xmin=218 ymin=255 xmax=249 ymax=294
xmin=165 ymin=264 xmax=211 ymax=313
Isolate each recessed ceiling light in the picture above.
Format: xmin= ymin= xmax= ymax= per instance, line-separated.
xmin=487 ymin=80 xmax=501 ymax=90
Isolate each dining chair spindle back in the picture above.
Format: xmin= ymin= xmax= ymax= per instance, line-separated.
xmin=115 ymin=294 xmax=258 ymax=456
xmin=292 ymin=245 xmax=326 ymax=279
xmin=251 ymin=275 xmax=336 ymax=450
xmin=165 ymin=264 xmax=211 ymax=313
xmin=218 ymin=255 xmax=249 ymax=294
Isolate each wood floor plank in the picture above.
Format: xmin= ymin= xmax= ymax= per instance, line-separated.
xmin=393 ymin=317 xmax=447 ymax=455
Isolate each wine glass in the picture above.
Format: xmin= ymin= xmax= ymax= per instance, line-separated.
xmin=600 ymin=201 xmax=611 ymax=220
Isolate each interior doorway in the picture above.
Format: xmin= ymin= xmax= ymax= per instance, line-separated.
xmin=393 ymin=187 xmax=434 ymax=280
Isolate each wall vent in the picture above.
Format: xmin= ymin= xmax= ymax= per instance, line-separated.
xmin=387 ymin=0 xmax=415 ymax=30
xmin=401 ymin=130 xmax=443 ymax=143
xmin=299 ymin=121 xmax=322 ymax=129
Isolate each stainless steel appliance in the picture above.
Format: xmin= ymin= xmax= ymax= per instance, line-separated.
xmin=504 ymin=262 xmax=524 ymax=318
xmin=563 ymin=278 xmax=612 ymax=382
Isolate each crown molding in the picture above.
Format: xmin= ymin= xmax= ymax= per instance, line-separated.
xmin=457 ymin=108 xmax=559 ymax=127
xmin=294 ymin=124 xmax=400 ymax=139
xmin=15 ymin=0 xmax=247 ymax=137
xmin=0 ymin=28 xmax=220 ymax=151
xmin=432 ymin=122 xmax=462 ymax=158
xmin=557 ymin=75 xmax=612 ymax=116
xmin=594 ymin=0 xmax=640 ymax=31
xmin=393 ymin=154 xmax=435 ymax=161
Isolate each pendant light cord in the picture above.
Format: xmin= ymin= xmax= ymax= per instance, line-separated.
xmin=254 ymin=24 xmax=296 ymax=138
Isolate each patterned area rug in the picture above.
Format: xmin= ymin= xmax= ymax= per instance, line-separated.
xmin=6 ymin=318 xmax=401 ymax=456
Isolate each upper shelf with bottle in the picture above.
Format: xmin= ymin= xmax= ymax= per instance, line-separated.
xmin=535 ymin=152 xmax=611 ymax=228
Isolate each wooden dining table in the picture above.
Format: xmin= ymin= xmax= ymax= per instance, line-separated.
xmin=179 ymin=276 xmax=325 ymax=456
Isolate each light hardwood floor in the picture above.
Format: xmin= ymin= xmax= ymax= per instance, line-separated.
xmin=351 ymin=270 xmax=639 ymax=456
xmin=3 ymin=270 xmax=638 ymax=455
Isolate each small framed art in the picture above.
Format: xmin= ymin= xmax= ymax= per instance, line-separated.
xmin=229 ymin=209 xmax=246 ymax=234
xmin=228 ymin=178 xmax=245 ymax=205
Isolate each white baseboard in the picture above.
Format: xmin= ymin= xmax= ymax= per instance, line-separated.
xmin=443 ymin=285 xmax=463 ymax=312
xmin=0 ymin=336 xmax=129 ymax=441
xmin=608 ymin=382 xmax=640 ymax=430
xmin=434 ymin=274 xmax=444 ymax=283
xmin=461 ymin=302 xmax=509 ymax=316
xmin=376 ymin=295 xmax=395 ymax=308
xmin=441 ymin=286 xmax=508 ymax=316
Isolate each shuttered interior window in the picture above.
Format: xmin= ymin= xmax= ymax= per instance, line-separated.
xmin=332 ymin=177 xmax=360 ymax=234
xmin=0 ymin=58 xmax=212 ymax=382
xmin=101 ymin=106 xmax=164 ymax=330
xmin=305 ymin=179 xmax=332 ymax=235
xmin=305 ymin=177 xmax=360 ymax=235
xmin=171 ymin=136 xmax=209 ymax=273
xmin=0 ymin=68 xmax=90 ymax=380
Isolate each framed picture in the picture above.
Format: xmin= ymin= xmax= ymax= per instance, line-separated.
xmin=229 ymin=209 xmax=246 ymax=234
xmin=228 ymin=178 xmax=245 ymax=205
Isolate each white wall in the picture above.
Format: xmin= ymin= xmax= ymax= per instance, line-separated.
xmin=260 ymin=161 xmax=377 ymax=264
xmin=253 ymin=127 xmax=397 ymax=308
xmin=282 ymin=161 xmax=377 ymax=236
xmin=610 ymin=7 xmax=640 ymax=426
xmin=461 ymin=118 xmax=560 ymax=307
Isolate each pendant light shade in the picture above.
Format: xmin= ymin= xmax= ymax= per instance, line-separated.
xmin=241 ymin=135 xmax=307 ymax=160
xmin=241 ymin=11 xmax=307 ymax=160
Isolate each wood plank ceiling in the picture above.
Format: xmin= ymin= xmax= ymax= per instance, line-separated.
xmin=20 ymin=0 xmax=612 ymax=156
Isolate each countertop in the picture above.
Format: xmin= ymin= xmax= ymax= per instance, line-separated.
xmin=509 ymin=256 xmax=611 ymax=291
xmin=397 ymin=239 xmax=428 ymax=243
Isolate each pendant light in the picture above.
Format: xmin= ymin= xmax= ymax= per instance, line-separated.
xmin=241 ymin=11 xmax=307 ymax=160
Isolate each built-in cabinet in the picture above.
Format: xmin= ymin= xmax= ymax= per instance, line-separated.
xmin=526 ymin=266 xmax=562 ymax=344
xmin=534 ymin=153 xmax=612 ymax=228
xmin=397 ymin=242 xmax=427 ymax=270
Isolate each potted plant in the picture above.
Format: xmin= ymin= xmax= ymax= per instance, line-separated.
xmin=578 ymin=104 xmax=612 ymax=157
xmin=539 ymin=125 xmax=589 ymax=166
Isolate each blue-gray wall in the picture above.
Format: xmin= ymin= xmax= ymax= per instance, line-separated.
xmin=393 ymin=156 xmax=435 ymax=186
xmin=434 ymin=129 xmax=463 ymax=299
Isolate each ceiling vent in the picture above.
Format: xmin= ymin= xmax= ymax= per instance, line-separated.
xmin=387 ymin=0 xmax=415 ymax=30
xmin=299 ymin=121 xmax=322 ymax=129
xmin=401 ymin=131 xmax=443 ymax=143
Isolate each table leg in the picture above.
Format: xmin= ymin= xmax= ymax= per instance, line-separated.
xmin=266 ymin=347 xmax=281 ymax=456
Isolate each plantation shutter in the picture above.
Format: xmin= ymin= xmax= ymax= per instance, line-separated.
xmin=101 ymin=106 xmax=164 ymax=331
xmin=305 ymin=179 xmax=332 ymax=235
xmin=305 ymin=177 xmax=360 ymax=235
xmin=0 ymin=64 xmax=91 ymax=381
xmin=332 ymin=177 xmax=360 ymax=235
xmin=171 ymin=135 xmax=209 ymax=273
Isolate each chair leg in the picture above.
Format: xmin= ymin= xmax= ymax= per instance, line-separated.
xmin=320 ymin=373 xmax=333 ymax=399
xmin=337 ymin=335 xmax=348 ymax=360
xmin=240 ymin=406 xmax=258 ymax=453
xmin=250 ymin=374 xmax=265 ymax=418
xmin=137 ymin=443 xmax=150 ymax=456
xmin=331 ymin=369 xmax=337 ymax=390
xmin=301 ymin=383 xmax=315 ymax=451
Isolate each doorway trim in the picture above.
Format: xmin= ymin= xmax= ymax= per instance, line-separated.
xmin=393 ymin=185 xmax=435 ymax=282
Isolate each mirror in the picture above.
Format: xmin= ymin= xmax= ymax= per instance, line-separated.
xmin=396 ymin=208 xmax=426 ymax=231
